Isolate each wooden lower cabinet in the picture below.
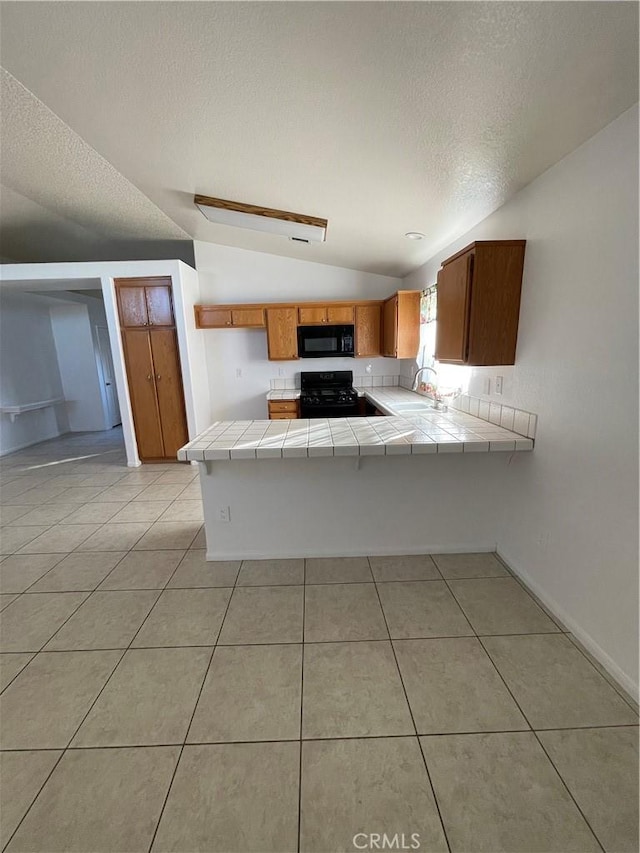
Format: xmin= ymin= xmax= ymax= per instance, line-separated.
xmin=149 ymin=330 xmax=189 ymax=457
xmin=121 ymin=330 xmax=165 ymax=459
xmin=121 ymin=328 xmax=188 ymax=460
xmin=268 ymin=400 xmax=299 ymax=419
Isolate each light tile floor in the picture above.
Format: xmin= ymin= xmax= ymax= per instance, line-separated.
xmin=0 ymin=430 xmax=638 ymax=852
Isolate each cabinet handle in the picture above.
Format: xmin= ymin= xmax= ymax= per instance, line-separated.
xmin=226 ymin=321 xmax=232 ymax=325
xmin=147 ymin=374 xmax=152 ymax=381
xmin=156 ymin=374 xmax=161 ymax=380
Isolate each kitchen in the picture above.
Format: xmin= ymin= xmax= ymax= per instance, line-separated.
xmin=179 ymin=239 xmax=537 ymax=559
xmin=0 ymin=3 xmax=637 ymax=852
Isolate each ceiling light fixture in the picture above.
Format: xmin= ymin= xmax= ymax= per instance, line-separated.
xmin=194 ymin=194 xmax=327 ymax=242
xmin=404 ymin=231 xmax=425 ymax=240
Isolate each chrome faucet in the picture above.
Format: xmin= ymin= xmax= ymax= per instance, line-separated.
xmin=411 ymin=366 xmax=438 ymax=392
xmin=411 ymin=366 xmax=448 ymax=411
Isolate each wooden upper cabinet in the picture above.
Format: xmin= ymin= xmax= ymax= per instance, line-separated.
xmin=298 ymin=304 xmax=355 ymax=325
xmin=116 ymin=278 xmax=175 ymax=328
xmin=145 ymin=285 xmax=174 ymax=326
xmin=327 ymin=305 xmax=354 ymax=324
xmin=266 ymin=308 xmax=298 ymax=360
xmin=382 ymin=296 xmax=398 ymax=357
xmin=298 ymin=306 xmax=327 ymax=325
xmin=196 ymin=306 xmax=265 ymax=328
xmin=434 ymin=255 xmax=472 ymax=364
xmin=231 ymin=308 xmax=265 ymax=327
xmin=435 ymin=241 xmax=526 ymax=365
xmin=355 ymin=304 xmax=381 ymax=357
xmin=117 ymin=286 xmax=148 ymax=327
xmin=382 ymin=292 xmax=420 ymax=359
xmin=198 ymin=308 xmax=232 ymax=327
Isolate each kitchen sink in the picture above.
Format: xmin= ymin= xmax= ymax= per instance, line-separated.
xmin=390 ymin=401 xmax=438 ymax=412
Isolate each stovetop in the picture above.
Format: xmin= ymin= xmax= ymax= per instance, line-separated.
xmin=301 ymin=388 xmax=358 ymax=404
xmin=299 ymin=370 xmax=358 ymax=407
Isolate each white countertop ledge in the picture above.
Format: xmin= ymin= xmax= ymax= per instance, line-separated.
xmin=179 ymin=388 xmax=534 ymax=461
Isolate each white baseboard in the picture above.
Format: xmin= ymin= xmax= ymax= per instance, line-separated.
xmin=0 ymin=429 xmax=68 ymax=457
xmin=205 ymin=543 xmax=497 ymax=561
xmin=497 ymin=547 xmax=639 ymax=704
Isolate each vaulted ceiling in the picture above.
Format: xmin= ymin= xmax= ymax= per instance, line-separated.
xmin=1 ymin=1 xmax=637 ymax=274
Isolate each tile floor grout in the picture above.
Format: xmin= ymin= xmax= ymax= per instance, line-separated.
xmin=369 ymin=555 xmax=453 ymax=853
xmin=1 ymin=432 xmax=637 ymax=852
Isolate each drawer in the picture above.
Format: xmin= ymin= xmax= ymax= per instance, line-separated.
xmin=269 ymin=412 xmax=298 ymax=420
xmin=268 ymin=400 xmax=298 ymax=413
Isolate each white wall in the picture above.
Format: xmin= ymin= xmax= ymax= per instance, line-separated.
xmin=404 ymin=105 xmax=639 ymax=695
xmin=0 ymin=291 xmax=68 ymax=454
xmin=50 ymin=302 xmax=107 ymax=432
xmin=200 ymin=454 xmax=508 ymax=560
xmin=194 ymin=242 xmax=409 ymax=419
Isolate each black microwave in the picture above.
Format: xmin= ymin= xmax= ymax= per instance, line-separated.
xmin=297 ymin=324 xmax=355 ymax=358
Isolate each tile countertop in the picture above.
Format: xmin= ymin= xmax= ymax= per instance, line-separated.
xmin=179 ymin=387 xmax=534 ymax=461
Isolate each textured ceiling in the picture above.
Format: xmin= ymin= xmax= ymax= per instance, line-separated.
xmin=0 ymin=1 xmax=637 ymax=275
xmin=0 ymin=70 xmax=190 ymax=261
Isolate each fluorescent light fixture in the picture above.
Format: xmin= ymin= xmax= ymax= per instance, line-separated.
xmin=194 ymin=194 xmax=327 ymax=242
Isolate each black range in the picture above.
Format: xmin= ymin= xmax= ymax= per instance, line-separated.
xmin=299 ymin=370 xmax=359 ymax=419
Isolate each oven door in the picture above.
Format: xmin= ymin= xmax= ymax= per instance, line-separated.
xmin=297 ymin=325 xmax=354 ymax=358
xmin=300 ymin=401 xmax=359 ymax=419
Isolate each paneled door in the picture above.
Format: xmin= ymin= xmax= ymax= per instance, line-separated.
xmin=121 ymin=329 xmax=165 ymax=459
xmin=149 ymin=329 xmax=188 ymax=457
xmin=115 ymin=278 xmax=188 ymax=461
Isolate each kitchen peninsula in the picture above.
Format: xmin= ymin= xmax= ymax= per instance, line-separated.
xmin=179 ymin=389 xmax=536 ymax=560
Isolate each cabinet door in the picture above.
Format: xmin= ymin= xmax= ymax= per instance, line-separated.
xmin=121 ymin=330 xmax=164 ymax=459
xmin=231 ymin=308 xmax=265 ymax=327
xmin=198 ymin=308 xmax=233 ymax=328
xmin=149 ymin=329 xmax=189 ymax=458
xmin=326 ymin=305 xmax=354 ymax=324
xmin=117 ymin=287 xmax=148 ymax=327
xmin=298 ymin=306 xmax=326 ymax=324
xmin=435 ymin=252 xmax=472 ymax=364
xmin=395 ymin=292 xmax=421 ymax=359
xmin=354 ymin=305 xmax=381 ymax=357
xmin=145 ymin=285 xmax=174 ymax=326
xmin=266 ymin=308 xmax=298 ymax=360
xmin=382 ymin=297 xmax=398 ymax=357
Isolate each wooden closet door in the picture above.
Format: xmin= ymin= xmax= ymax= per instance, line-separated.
xmin=145 ymin=285 xmax=174 ymax=326
xmin=149 ymin=330 xmax=188 ymax=457
xmin=121 ymin=330 xmax=164 ymax=459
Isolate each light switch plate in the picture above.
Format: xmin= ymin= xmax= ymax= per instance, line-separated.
xmin=483 ymin=378 xmax=491 ymax=395
xmin=495 ymin=375 xmax=503 ymax=395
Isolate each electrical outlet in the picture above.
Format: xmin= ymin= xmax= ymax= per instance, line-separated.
xmin=365 ymin=364 xmax=373 ymax=374
xmin=278 ymin=368 xmax=285 ymax=377
xmin=217 ymin=506 xmax=231 ymax=523
xmin=483 ymin=378 xmax=491 ymax=395
xmin=236 ymin=368 xmax=242 ymax=379
xmin=495 ymin=375 xmax=503 ymax=395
